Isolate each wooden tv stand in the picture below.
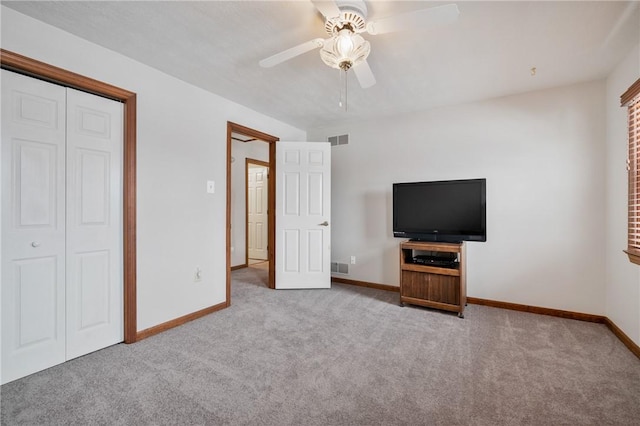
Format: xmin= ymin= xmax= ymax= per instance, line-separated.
xmin=399 ymin=240 xmax=466 ymax=318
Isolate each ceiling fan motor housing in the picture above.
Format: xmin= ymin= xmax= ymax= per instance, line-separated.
xmin=324 ymin=0 xmax=368 ymax=35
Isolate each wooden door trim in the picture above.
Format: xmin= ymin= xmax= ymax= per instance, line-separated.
xmin=227 ymin=122 xmax=278 ymax=304
xmin=245 ymin=159 xmax=270 ymax=266
xmin=1 ymin=49 xmax=138 ymax=343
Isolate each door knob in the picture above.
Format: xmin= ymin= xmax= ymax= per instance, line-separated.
xmin=318 ymin=221 xmax=329 ymax=226
xmin=31 ymin=241 xmax=41 ymax=247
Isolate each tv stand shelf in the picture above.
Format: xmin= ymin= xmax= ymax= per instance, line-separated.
xmin=399 ymin=241 xmax=466 ymax=318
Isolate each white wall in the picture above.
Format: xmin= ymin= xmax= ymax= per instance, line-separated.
xmin=231 ymin=140 xmax=269 ymax=266
xmin=1 ymin=7 xmax=306 ymax=331
xmin=309 ymin=80 xmax=607 ymax=315
xmin=605 ymin=44 xmax=640 ymax=345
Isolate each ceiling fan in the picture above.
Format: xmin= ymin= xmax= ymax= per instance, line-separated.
xmin=259 ymin=0 xmax=460 ymax=91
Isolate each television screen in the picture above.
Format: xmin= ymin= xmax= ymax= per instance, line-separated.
xmin=393 ymin=179 xmax=486 ymax=242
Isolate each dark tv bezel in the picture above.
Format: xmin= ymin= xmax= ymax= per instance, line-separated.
xmin=392 ymin=178 xmax=487 ymax=243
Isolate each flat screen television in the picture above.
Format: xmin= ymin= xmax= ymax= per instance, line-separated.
xmin=393 ymin=178 xmax=486 ymax=242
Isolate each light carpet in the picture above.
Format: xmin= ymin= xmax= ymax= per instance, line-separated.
xmin=2 ymin=266 xmax=640 ymax=425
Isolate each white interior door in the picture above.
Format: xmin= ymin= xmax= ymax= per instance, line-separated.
xmin=1 ymin=70 xmax=124 ymax=384
xmin=248 ymin=164 xmax=268 ymax=260
xmin=1 ymin=70 xmax=67 ymax=383
xmin=276 ymin=142 xmax=331 ymax=289
xmin=65 ymin=88 xmax=123 ymax=360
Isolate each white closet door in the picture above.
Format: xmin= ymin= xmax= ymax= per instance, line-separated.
xmin=65 ymin=88 xmax=123 ymax=359
xmin=1 ymin=70 xmax=67 ymax=384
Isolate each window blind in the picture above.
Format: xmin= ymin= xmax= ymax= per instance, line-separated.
xmin=622 ymin=78 xmax=640 ymax=263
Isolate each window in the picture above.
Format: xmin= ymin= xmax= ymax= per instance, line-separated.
xmin=623 ymin=78 xmax=640 ymax=265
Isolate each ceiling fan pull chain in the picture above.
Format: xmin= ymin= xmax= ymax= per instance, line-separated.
xmin=344 ymin=68 xmax=348 ymax=112
xmin=339 ymin=68 xmax=344 ymax=110
xmin=339 ymin=68 xmax=348 ymax=111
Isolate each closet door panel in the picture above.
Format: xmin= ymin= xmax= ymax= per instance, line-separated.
xmin=66 ymin=88 xmax=124 ymax=359
xmin=1 ymin=70 xmax=67 ymax=384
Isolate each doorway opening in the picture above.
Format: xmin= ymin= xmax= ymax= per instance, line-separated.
xmin=226 ymin=122 xmax=278 ymax=304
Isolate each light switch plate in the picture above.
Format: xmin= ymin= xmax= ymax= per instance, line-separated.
xmin=207 ymin=180 xmax=215 ymax=194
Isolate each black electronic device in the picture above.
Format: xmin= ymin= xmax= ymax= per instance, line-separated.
xmin=393 ymin=178 xmax=486 ymax=243
xmin=412 ymin=254 xmax=459 ymax=268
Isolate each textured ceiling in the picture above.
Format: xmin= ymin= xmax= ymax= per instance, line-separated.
xmin=4 ymin=1 xmax=639 ymax=131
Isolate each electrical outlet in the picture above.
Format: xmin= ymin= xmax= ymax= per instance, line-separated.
xmin=350 ymin=256 xmax=356 ymax=265
xmin=194 ymin=267 xmax=202 ymax=282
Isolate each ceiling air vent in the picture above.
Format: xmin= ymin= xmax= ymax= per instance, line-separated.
xmin=328 ymin=134 xmax=349 ymax=146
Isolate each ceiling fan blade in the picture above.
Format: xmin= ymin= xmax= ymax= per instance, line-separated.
xmin=353 ymin=60 xmax=376 ymax=89
xmin=259 ymin=38 xmax=325 ymax=68
xmin=311 ymin=0 xmax=341 ymax=20
xmin=366 ymin=4 xmax=460 ymax=35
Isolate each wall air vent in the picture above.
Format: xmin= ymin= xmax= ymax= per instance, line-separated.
xmin=328 ymin=134 xmax=349 ymax=146
xmin=331 ymin=262 xmax=349 ymax=274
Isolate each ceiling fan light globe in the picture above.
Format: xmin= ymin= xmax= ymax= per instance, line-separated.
xmin=320 ymin=33 xmax=370 ymax=70
xmin=336 ymin=30 xmax=355 ymax=56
